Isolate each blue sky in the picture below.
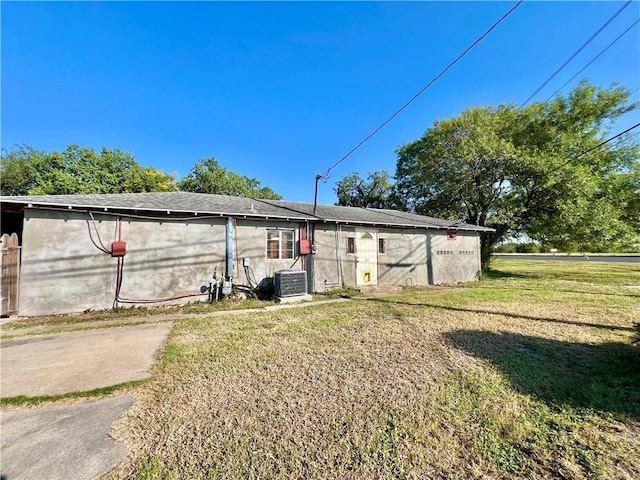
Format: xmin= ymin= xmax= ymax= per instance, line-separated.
xmin=2 ymin=1 xmax=639 ymax=205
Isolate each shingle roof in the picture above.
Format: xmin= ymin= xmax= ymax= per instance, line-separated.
xmin=0 ymin=192 xmax=493 ymax=232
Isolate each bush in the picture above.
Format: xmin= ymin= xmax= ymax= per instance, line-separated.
xmin=515 ymin=242 xmax=541 ymax=253
xmin=493 ymin=243 xmax=517 ymax=253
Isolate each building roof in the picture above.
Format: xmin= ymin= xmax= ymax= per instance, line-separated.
xmin=0 ymin=192 xmax=493 ymax=232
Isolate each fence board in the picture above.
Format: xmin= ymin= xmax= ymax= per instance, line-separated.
xmin=1 ymin=233 xmax=20 ymax=316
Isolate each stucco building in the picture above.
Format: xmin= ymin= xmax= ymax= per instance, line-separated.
xmin=1 ymin=192 xmax=492 ymax=316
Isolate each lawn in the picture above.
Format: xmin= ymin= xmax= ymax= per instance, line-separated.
xmin=95 ymin=259 xmax=639 ymax=479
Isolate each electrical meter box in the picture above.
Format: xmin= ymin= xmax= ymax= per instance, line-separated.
xmin=111 ymin=241 xmax=127 ymax=257
xmin=299 ymin=239 xmax=312 ymax=255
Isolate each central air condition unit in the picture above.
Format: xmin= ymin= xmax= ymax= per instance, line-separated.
xmin=274 ymin=270 xmax=307 ymax=297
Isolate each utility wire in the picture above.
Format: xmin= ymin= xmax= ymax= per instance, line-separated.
xmin=606 ymin=130 xmax=640 ymax=148
xmin=520 ymin=0 xmax=632 ymax=107
xmin=574 ymin=123 xmax=639 ymax=160
xmin=553 ymin=122 xmax=640 ymax=172
xmin=317 ymin=0 xmax=524 ymax=182
xmin=545 ymin=18 xmax=640 ymax=101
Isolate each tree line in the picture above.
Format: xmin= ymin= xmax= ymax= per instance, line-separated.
xmin=0 ymin=146 xmax=281 ymax=199
xmin=334 ymin=82 xmax=639 ymax=260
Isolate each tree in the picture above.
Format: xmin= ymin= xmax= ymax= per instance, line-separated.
xmin=395 ymin=82 xmax=639 ymax=265
xmin=0 ymin=145 xmax=47 ymax=196
xmin=0 ymin=145 xmax=177 ymax=195
xmin=178 ymin=158 xmax=281 ymax=199
xmin=334 ymin=171 xmax=395 ymax=208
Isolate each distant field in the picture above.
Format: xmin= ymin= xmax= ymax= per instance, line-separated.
xmin=90 ymin=259 xmax=636 ymax=478
xmin=495 ymin=253 xmax=640 ymax=256
xmin=493 ymin=253 xmax=640 ymax=264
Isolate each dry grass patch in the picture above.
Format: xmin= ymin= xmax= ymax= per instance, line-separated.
xmin=104 ymin=261 xmax=639 ymax=479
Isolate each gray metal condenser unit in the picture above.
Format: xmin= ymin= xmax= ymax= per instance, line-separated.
xmin=274 ymin=270 xmax=307 ymax=297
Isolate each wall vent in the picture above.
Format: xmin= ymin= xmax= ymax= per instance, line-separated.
xmin=274 ymin=270 xmax=307 ymax=297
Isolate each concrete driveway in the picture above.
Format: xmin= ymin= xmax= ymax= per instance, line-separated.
xmin=1 ymin=323 xmax=172 ymax=397
xmin=1 ymin=323 xmax=172 ymax=480
xmin=1 ymin=395 xmax=134 ymax=480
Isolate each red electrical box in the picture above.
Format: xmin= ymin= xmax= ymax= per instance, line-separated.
xmin=299 ymin=238 xmax=312 ymax=255
xmin=111 ymin=241 xmax=127 ymax=257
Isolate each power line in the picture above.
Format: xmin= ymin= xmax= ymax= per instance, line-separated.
xmin=316 ymin=0 xmax=524 ymax=183
xmin=520 ymin=0 xmax=632 ymax=107
xmin=607 ymin=130 xmax=640 ymax=147
xmin=553 ymin=122 xmax=640 ymax=172
xmin=574 ymin=123 xmax=640 ymax=160
xmin=545 ymin=18 xmax=640 ymax=101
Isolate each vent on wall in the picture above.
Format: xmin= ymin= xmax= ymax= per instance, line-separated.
xmin=274 ymin=270 xmax=307 ymax=297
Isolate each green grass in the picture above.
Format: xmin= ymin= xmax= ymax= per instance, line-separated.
xmin=0 ymin=297 xmax=277 ymax=331
xmin=96 ymin=260 xmax=640 ymax=479
xmin=0 ymin=320 xmax=153 ymax=340
xmin=4 ymin=260 xmax=637 ymax=478
xmin=0 ymin=379 xmax=148 ymax=408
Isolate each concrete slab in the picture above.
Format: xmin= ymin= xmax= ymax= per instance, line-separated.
xmin=0 ymin=395 xmax=134 ymax=480
xmin=274 ymin=294 xmax=313 ymax=304
xmin=0 ymin=323 xmax=172 ymax=397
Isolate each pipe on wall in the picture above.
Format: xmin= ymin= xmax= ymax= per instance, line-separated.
xmin=226 ymin=217 xmax=234 ymax=280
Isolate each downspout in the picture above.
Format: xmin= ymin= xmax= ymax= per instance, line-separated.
xmin=426 ymin=230 xmax=434 ymax=285
xmin=226 ymin=217 xmax=234 ymax=281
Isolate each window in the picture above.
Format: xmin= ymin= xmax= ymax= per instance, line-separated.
xmin=378 ymin=238 xmax=386 ymax=254
xmin=346 ymin=237 xmax=355 ymax=254
xmin=267 ymin=229 xmax=294 ymax=259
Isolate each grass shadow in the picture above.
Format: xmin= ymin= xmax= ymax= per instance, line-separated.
xmin=445 ymin=329 xmax=640 ymax=419
xmin=470 ymin=284 xmax=640 ymax=298
xmin=482 ymin=268 xmax=534 ymax=280
xmin=367 ymin=297 xmax=636 ymax=333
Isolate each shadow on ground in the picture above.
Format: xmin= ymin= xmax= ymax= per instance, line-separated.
xmin=482 ymin=268 xmax=534 ymax=280
xmin=445 ymin=329 xmax=640 ymax=418
xmin=367 ymin=297 xmax=636 ymax=333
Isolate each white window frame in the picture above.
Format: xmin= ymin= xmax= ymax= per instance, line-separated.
xmin=266 ymin=229 xmax=295 ymax=260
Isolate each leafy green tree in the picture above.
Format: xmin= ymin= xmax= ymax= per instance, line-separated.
xmin=0 ymin=145 xmax=47 ymax=196
xmin=1 ymin=145 xmax=177 ymax=195
xmin=395 ymin=82 xmax=639 ymax=265
xmin=178 ymin=158 xmax=281 ymax=199
xmin=334 ymin=171 xmax=395 ymax=208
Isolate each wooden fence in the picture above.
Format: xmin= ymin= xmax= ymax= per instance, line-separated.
xmin=1 ymin=233 xmax=20 ymax=316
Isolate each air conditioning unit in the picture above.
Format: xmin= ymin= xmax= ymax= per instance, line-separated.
xmin=274 ymin=270 xmax=307 ymax=297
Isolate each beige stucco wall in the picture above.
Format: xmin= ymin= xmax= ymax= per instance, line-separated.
xmin=428 ymin=231 xmax=482 ymax=284
xmin=19 ymin=210 xmax=308 ymax=316
xmin=310 ymin=224 xmax=356 ymax=291
xmin=20 ymin=209 xmax=227 ymax=316
xmin=233 ymin=220 xmax=306 ymax=288
xmin=310 ymin=226 xmax=481 ymax=289
xmin=17 ymin=209 xmax=482 ymax=316
xmin=377 ymin=229 xmax=429 ymax=286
